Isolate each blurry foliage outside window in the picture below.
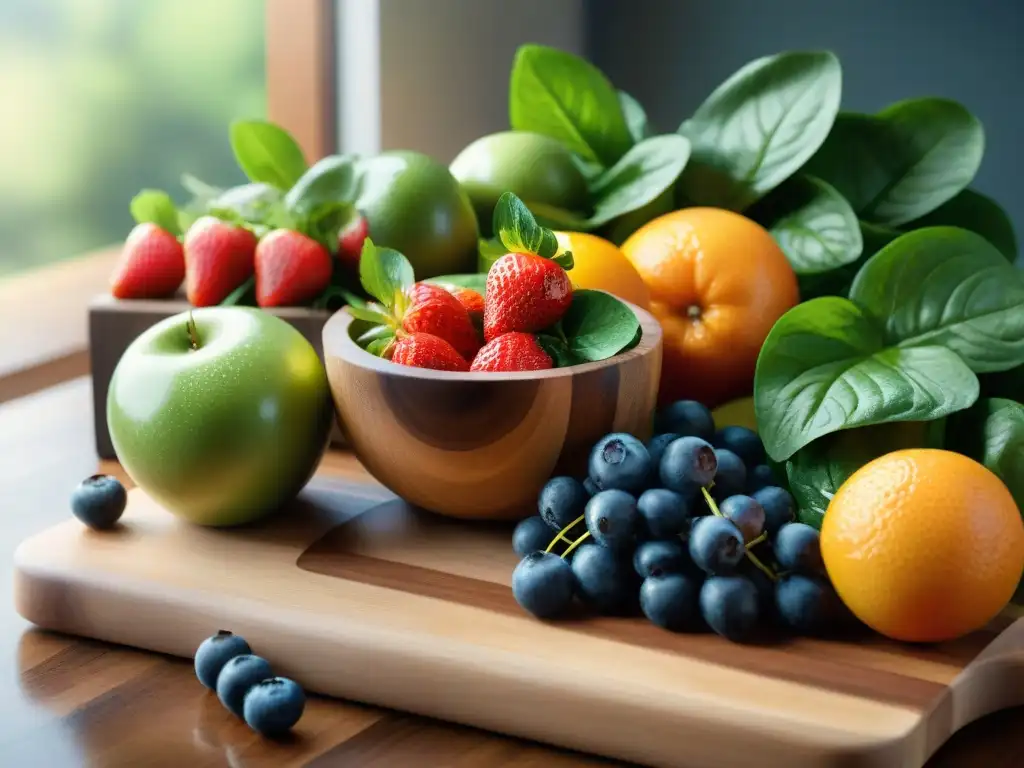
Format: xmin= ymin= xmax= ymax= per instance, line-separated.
xmin=0 ymin=0 xmax=266 ymax=278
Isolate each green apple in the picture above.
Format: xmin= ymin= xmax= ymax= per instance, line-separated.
xmin=107 ymin=307 xmax=333 ymax=527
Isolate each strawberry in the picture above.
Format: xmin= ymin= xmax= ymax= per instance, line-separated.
xmin=402 ymin=282 xmax=481 ymax=359
xmin=448 ymin=287 xmax=484 ymax=320
xmin=184 ymin=216 xmax=258 ymax=306
xmin=470 ymin=332 xmax=553 ymax=372
xmin=391 ymin=333 xmax=469 ymax=372
xmin=337 ymin=212 xmax=369 ymax=269
xmin=110 ymin=223 xmax=185 ymax=299
xmin=483 ymin=252 xmax=572 ymax=341
xmin=255 ymin=229 xmax=333 ymax=307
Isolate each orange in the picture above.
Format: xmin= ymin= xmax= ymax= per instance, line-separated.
xmin=620 ymin=207 xmax=798 ymax=407
xmin=821 ymin=449 xmax=1024 ymax=643
xmin=553 ymin=231 xmax=651 ymax=309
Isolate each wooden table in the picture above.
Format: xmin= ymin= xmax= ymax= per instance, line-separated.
xmin=4 ymin=377 xmax=1024 ymax=767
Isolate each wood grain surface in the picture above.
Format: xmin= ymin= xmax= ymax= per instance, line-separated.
xmin=322 ymin=304 xmax=663 ymax=519
xmin=4 ymin=377 xmax=1024 ymax=767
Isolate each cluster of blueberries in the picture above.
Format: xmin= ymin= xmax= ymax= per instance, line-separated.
xmin=194 ymin=631 xmax=307 ymax=736
xmin=511 ymin=400 xmax=846 ymax=642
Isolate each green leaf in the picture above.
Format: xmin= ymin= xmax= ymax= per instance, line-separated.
xmin=909 ymin=189 xmax=1017 ymax=262
xmin=618 ymin=90 xmax=651 ymax=143
xmin=180 ymin=173 xmax=223 ymax=202
xmin=229 ymin=119 xmax=309 ymax=190
xmin=344 ymin=304 xmax=392 ymax=325
xmin=366 ymin=335 xmax=396 ymax=357
xmin=586 ymin=135 xmax=691 ymax=228
xmin=129 ymin=189 xmax=181 ymax=236
xmin=754 ymin=296 xmax=979 ymax=461
xmin=303 ymin=200 xmax=358 ymax=250
xmin=358 ymin=238 xmax=414 ymax=309
xmin=509 ymin=44 xmax=633 ymax=166
xmin=796 ymin=220 xmax=901 ymax=300
xmin=426 ymin=273 xmax=487 ymax=294
xmin=356 ymin=323 xmax=395 ymax=346
xmin=560 ymin=289 xmax=642 ymax=362
xmin=284 ymin=154 xmax=359 ymax=214
xmin=209 ymin=183 xmax=283 ymax=223
xmin=805 ymin=100 xmax=984 ymax=227
xmin=678 ymin=51 xmax=842 ymax=211
xmin=849 ymin=227 xmax=1024 ymax=373
xmin=537 ymin=334 xmax=583 ymax=368
xmin=493 ymin=192 xmax=559 ymax=258
xmin=312 ymin=283 xmax=365 ymax=311
xmin=752 ymin=175 xmax=862 ymax=275
xmin=220 ymin=275 xmax=256 ymax=307
xmin=785 ymin=421 xmax=936 ymax=529
xmin=947 ymin=398 xmax=1024 ymax=510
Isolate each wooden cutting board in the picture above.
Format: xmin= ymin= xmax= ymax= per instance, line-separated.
xmin=13 ymin=477 xmax=1024 ymax=768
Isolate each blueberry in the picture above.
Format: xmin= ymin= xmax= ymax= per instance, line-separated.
xmin=774 ymin=523 xmax=824 ymax=574
xmin=746 ymin=464 xmax=777 ymax=494
xmin=512 ymin=551 xmax=575 ymax=619
xmin=512 ymin=516 xmax=554 ymax=556
xmin=688 ymin=516 xmax=745 ymax=575
xmin=588 ymin=433 xmax=652 ymax=493
xmin=712 ymin=426 xmax=765 ymax=468
xmin=217 ymin=654 xmax=274 ymax=717
xmin=775 ymin=574 xmax=840 ymax=635
xmin=654 ymin=400 xmax=714 ymax=442
xmin=194 ymin=631 xmax=252 ymax=690
xmin=537 ymin=477 xmax=589 ymax=530
xmin=659 ymin=437 xmax=717 ymax=494
xmin=585 ymin=490 xmax=639 ymax=549
xmin=719 ymin=495 xmax=766 ymax=544
xmin=646 ymin=433 xmax=681 ymax=470
xmin=700 ymin=576 xmax=759 ymax=641
xmin=636 ymin=488 xmax=690 ymax=538
xmin=752 ymin=487 xmax=797 ymax=536
xmin=583 ymin=477 xmax=599 ymax=496
xmin=70 ymin=474 xmax=127 ymax=530
xmin=571 ymin=543 xmax=636 ymax=615
xmin=641 ymin=574 xmax=701 ymax=631
xmin=710 ymin=449 xmax=747 ymax=501
xmin=243 ymin=677 xmax=306 ymax=737
xmin=633 ymin=539 xmax=689 ymax=578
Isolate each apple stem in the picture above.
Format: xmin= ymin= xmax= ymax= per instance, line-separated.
xmin=186 ymin=311 xmax=200 ymax=351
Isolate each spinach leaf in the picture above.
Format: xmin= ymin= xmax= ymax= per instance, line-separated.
xmin=509 ymin=44 xmax=633 ymax=167
xmin=618 ymin=90 xmax=651 ymax=143
xmin=796 ymin=220 xmax=900 ymax=300
xmin=129 ymin=189 xmax=181 ymax=236
xmin=849 ymin=227 xmax=1024 ymax=372
xmin=753 ymin=174 xmax=862 ymax=275
xmin=677 ymin=50 xmax=841 ymax=211
xmin=284 ymin=155 xmax=359 ymax=215
xmin=805 ymin=99 xmax=984 ymax=227
xmin=909 ymin=189 xmax=1018 ymax=262
xmin=229 ymin=119 xmax=308 ymax=190
xmin=560 ymin=289 xmax=641 ymax=362
xmin=947 ymin=398 xmax=1024 ymax=510
xmin=587 ymin=135 xmax=691 ymax=227
xmin=754 ymin=296 xmax=979 ymax=461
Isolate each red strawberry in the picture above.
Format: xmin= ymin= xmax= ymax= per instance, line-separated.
xmin=448 ymin=287 xmax=484 ymax=320
xmin=391 ymin=333 xmax=469 ymax=372
xmin=470 ymin=332 xmax=553 ymax=372
xmin=402 ymin=282 xmax=481 ymax=359
xmin=483 ymin=252 xmax=572 ymax=341
xmin=110 ymin=223 xmax=185 ymax=299
xmin=337 ymin=212 xmax=369 ymax=269
xmin=255 ymin=229 xmax=333 ymax=307
xmin=184 ymin=216 xmax=258 ymax=306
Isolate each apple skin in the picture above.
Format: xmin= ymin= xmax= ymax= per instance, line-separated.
xmin=107 ymin=307 xmax=333 ymax=527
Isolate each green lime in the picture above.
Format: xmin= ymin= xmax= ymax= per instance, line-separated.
xmin=355 ymin=151 xmax=479 ymax=279
xmin=449 ymin=131 xmax=589 ymax=237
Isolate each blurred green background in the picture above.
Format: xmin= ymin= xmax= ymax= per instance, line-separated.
xmin=0 ymin=0 xmax=266 ymax=277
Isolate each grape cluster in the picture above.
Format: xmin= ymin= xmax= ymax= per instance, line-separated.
xmin=511 ymin=400 xmax=847 ymax=642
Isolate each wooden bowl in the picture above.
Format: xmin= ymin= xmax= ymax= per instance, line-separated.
xmin=322 ymin=301 xmax=663 ymax=520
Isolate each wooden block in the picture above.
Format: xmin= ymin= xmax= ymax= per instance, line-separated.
xmin=14 ymin=478 xmax=1024 ymax=768
xmin=87 ymin=294 xmax=345 ymax=458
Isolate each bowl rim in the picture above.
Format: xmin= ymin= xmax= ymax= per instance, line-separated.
xmin=322 ymin=295 xmax=663 ymax=381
